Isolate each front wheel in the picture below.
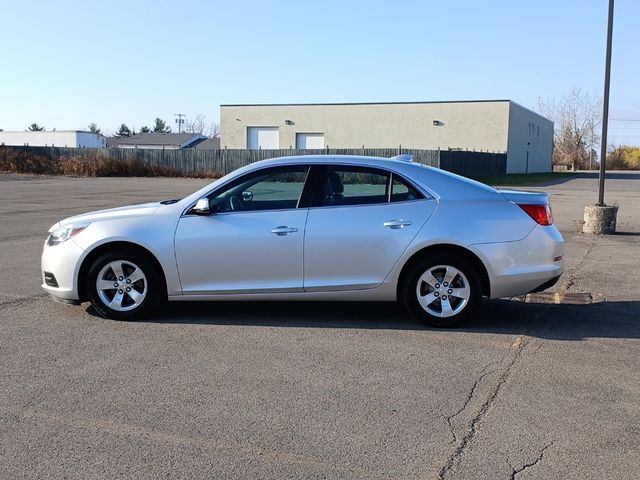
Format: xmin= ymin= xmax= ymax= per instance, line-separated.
xmin=401 ymin=253 xmax=481 ymax=327
xmin=87 ymin=250 xmax=163 ymax=320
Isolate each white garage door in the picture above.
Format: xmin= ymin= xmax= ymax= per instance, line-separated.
xmin=296 ymin=133 xmax=324 ymax=149
xmin=247 ymin=127 xmax=279 ymax=149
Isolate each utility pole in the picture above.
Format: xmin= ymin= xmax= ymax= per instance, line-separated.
xmin=597 ymin=0 xmax=614 ymax=205
xmin=174 ymin=113 xmax=186 ymax=134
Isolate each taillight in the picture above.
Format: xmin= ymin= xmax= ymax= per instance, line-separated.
xmin=518 ymin=203 xmax=553 ymax=226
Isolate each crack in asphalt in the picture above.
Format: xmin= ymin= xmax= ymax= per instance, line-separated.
xmin=508 ymin=442 xmax=554 ymax=479
xmin=436 ymin=336 xmax=529 ymax=480
xmin=445 ymin=361 xmax=499 ymax=444
xmin=559 ymin=238 xmax=595 ymax=294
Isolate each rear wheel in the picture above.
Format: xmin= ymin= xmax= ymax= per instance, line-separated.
xmin=401 ymin=253 xmax=481 ymax=327
xmin=87 ymin=250 xmax=163 ymax=320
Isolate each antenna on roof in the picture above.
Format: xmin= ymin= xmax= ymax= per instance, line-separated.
xmin=390 ymin=154 xmax=414 ymax=162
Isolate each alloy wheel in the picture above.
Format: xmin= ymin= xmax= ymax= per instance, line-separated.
xmin=96 ymin=260 xmax=148 ymax=312
xmin=415 ymin=264 xmax=471 ymax=318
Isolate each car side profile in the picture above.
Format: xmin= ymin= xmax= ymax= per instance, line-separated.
xmin=41 ymin=155 xmax=564 ymax=327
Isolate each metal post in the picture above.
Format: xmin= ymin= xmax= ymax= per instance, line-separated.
xmin=598 ymin=0 xmax=615 ymax=206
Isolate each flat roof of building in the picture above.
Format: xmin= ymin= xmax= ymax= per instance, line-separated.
xmin=221 ymin=99 xmax=512 ymax=107
xmin=220 ymin=99 xmax=550 ymax=123
xmin=0 ymin=130 xmax=97 ymax=134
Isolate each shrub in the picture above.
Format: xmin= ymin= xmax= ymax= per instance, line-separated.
xmin=607 ymin=146 xmax=640 ymax=170
xmin=0 ymin=148 xmax=222 ymax=179
xmin=0 ymin=148 xmax=59 ymax=174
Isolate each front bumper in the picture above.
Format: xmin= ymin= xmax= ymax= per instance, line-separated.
xmin=41 ymin=239 xmax=84 ymax=301
xmin=472 ymin=224 xmax=565 ymax=299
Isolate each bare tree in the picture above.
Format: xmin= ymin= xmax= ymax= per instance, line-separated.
xmin=207 ymin=120 xmax=221 ymax=139
xmin=185 ymin=114 xmax=221 ymax=138
xmin=538 ymin=88 xmax=602 ymax=170
xmin=185 ymin=114 xmax=206 ymax=134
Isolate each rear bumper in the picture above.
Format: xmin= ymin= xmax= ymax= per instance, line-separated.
xmin=472 ymin=224 xmax=565 ymax=299
xmin=529 ymin=274 xmax=562 ymax=293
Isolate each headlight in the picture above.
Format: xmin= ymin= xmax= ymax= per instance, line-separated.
xmin=46 ymin=224 xmax=89 ymax=246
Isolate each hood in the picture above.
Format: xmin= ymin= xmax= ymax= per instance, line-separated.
xmin=51 ymin=202 xmax=161 ymax=231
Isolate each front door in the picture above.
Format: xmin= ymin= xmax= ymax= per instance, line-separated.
xmin=175 ymin=165 xmax=310 ymax=294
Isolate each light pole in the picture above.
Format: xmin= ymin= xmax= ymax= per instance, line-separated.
xmin=597 ymin=0 xmax=614 ymax=205
xmin=583 ymin=0 xmax=618 ymax=234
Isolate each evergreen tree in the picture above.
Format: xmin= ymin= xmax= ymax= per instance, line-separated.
xmin=152 ymin=117 xmax=171 ymax=134
xmin=115 ymin=123 xmax=132 ymax=137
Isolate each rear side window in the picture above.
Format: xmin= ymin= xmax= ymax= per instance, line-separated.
xmin=321 ymin=166 xmax=389 ymax=206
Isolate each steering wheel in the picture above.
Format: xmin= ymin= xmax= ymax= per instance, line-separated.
xmin=229 ymin=195 xmax=245 ymax=211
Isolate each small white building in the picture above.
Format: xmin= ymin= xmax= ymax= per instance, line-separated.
xmin=0 ymin=130 xmax=106 ymax=148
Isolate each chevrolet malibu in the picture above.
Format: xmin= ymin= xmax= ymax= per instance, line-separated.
xmin=42 ymin=155 xmax=564 ymax=327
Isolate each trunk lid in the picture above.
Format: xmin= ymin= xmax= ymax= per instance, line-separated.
xmin=498 ymin=189 xmax=550 ymax=205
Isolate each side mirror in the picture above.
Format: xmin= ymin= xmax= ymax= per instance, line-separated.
xmin=192 ymin=198 xmax=211 ymax=215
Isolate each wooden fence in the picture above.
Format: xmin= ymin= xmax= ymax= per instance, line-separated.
xmin=3 ymin=146 xmax=506 ymax=177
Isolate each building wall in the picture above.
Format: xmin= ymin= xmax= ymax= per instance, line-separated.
xmin=0 ymin=131 xmax=105 ymax=148
xmin=506 ymin=102 xmax=554 ymax=174
xmin=221 ymin=102 xmax=511 ymax=152
xmin=76 ymin=132 xmax=106 ymax=148
xmin=220 ymin=101 xmax=553 ymax=173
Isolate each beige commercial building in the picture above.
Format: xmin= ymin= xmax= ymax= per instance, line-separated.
xmin=220 ymin=100 xmax=554 ymax=173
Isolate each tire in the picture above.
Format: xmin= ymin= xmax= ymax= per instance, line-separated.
xmin=400 ymin=252 xmax=482 ymax=328
xmin=86 ymin=249 xmax=163 ymax=320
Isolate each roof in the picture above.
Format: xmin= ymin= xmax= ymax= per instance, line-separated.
xmin=0 ymin=130 xmax=99 ymax=134
xmin=221 ymin=100 xmax=512 ymax=107
xmin=107 ymin=133 xmax=206 ymax=148
xmin=221 ymin=99 xmax=550 ymax=125
xmin=192 ymin=137 xmax=221 ymax=150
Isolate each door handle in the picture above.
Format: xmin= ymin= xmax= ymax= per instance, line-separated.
xmin=384 ymin=219 xmax=412 ymax=229
xmin=270 ymin=226 xmax=298 ymax=236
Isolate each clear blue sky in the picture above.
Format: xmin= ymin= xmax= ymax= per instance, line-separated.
xmin=1 ymin=0 xmax=638 ymax=144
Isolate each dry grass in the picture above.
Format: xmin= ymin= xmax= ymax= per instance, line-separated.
xmin=0 ymin=148 xmax=222 ymax=179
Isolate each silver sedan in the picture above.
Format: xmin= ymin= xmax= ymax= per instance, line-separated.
xmin=41 ymin=155 xmax=564 ymax=327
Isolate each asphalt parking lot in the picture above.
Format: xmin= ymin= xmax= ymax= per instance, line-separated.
xmin=0 ymin=172 xmax=639 ymax=480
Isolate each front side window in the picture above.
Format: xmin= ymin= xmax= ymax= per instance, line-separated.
xmin=209 ymin=166 xmax=309 ymax=212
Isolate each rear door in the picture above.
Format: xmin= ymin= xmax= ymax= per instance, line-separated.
xmin=303 ymin=165 xmax=437 ymax=291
